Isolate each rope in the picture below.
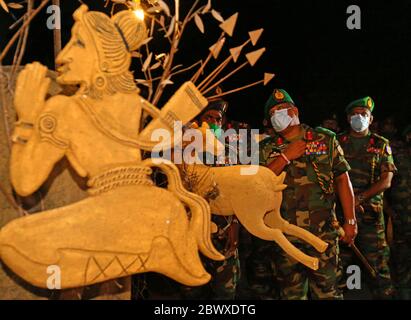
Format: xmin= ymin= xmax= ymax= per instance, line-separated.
xmin=311 ymin=160 xmax=334 ymax=194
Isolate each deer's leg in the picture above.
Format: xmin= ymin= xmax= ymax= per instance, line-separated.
xmin=281 ymin=222 xmax=328 ymax=253
xmin=236 ymin=215 xmax=319 ymax=271
xmin=264 ymin=210 xmax=328 ymax=253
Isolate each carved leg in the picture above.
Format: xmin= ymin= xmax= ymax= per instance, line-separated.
xmin=264 ymin=210 xmax=328 ymax=253
xmin=235 ymin=215 xmax=319 ymax=271
xmin=280 ymin=222 xmax=328 ymax=253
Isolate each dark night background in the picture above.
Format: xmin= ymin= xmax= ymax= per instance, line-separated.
xmin=1 ymin=0 xmax=410 ymax=131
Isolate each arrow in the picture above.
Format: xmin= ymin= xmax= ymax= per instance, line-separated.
xmin=264 ymin=73 xmax=275 ymax=85
xmin=198 ymin=56 xmax=232 ymax=91
xmin=191 ymin=32 xmax=225 ymax=83
xmin=201 ymin=48 xmax=266 ymax=95
xmin=209 ymin=37 xmax=226 ymax=59
xmin=246 ymin=47 xmax=266 ymax=66
xmin=219 ymin=12 xmax=238 ymax=37
xmin=229 ymin=44 xmax=245 ymax=63
xmin=206 ymin=73 xmax=275 ymax=100
xmin=197 ymin=37 xmax=252 ymax=90
xmin=201 ymin=61 xmax=248 ymax=95
xmin=248 ymin=28 xmax=264 ymax=46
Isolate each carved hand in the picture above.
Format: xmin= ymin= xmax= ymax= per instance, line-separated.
xmin=14 ymin=62 xmax=51 ymax=123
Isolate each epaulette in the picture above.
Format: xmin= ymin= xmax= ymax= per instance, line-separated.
xmin=371 ymin=132 xmax=389 ymax=144
xmin=315 ymin=126 xmax=336 ymax=137
xmin=259 ymin=135 xmax=277 ymax=147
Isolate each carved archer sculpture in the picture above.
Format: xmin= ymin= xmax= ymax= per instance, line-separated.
xmin=0 ymin=4 xmax=224 ymax=289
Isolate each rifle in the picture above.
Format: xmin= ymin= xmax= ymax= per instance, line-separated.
xmin=332 ymin=220 xmax=378 ymax=279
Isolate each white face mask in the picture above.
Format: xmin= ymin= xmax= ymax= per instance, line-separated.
xmin=270 ymin=108 xmax=300 ymax=132
xmin=350 ymin=114 xmax=370 ymax=133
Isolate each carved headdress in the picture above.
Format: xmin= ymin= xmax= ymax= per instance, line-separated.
xmin=73 ymin=5 xmax=148 ymax=97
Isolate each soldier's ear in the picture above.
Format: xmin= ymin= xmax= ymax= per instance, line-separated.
xmin=263 ymin=119 xmax=268 ymax=126
xmin=369 ymin=114 xmax=374 ymax=125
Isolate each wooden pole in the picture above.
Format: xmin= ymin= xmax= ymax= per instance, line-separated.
xmin=52 ymin=0 xmax=61 ymax=69
xmin=0 ymin=0 xmax=51 ymax=62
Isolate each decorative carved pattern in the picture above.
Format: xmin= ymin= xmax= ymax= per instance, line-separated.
xmin=88 ymin=164 xmax=153 ymax=196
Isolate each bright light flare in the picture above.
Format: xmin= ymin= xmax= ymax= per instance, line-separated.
xmin=133 ymin=8 xmax=145 ymax=20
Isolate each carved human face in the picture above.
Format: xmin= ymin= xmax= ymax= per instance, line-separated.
xmin=56 ymin=23 xmax=96 ymax=86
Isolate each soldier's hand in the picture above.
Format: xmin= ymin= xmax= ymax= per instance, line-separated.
xmin=342 ymin=223 xmax=358 ymax=244
xmin=283 ymin=140 xmax=306 ymax=161
xmin=355 ymin=205 xmax=364 ymax=215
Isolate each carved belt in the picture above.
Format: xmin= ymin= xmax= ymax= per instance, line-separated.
xmin=88 ymin=164 xmax=154 ymax=196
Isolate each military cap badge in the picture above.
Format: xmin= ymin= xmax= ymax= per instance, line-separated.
xmin=367 ymin=98 xmax=372 ymax=108
xmin=274 ymin=90 xmax=285 ymax=100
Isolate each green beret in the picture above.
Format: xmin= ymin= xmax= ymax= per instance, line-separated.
xmin=402 ymin=125 xmax=411 ymax=137
xmin=346 ymin=96 xmax=375 ymax=114
xmin=264 ymin=89 xmax=295 ymax=118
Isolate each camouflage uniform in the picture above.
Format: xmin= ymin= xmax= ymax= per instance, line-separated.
xmin=388 ymin=140 xmax=411 ymax=299
xmin=337 ymin=131 xmax=397 ymax=299
xmin=246 ymin=236 xmax=281 ymax=299
xmin=258 ymin=124 xmax=350 ymax=300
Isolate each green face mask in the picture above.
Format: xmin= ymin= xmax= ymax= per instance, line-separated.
xmin=209 ymin=123 xmax=222 ymax=139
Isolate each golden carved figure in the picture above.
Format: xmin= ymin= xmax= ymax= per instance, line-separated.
xmin=180 ymin=163 xmax=328 ymax=270
xmin=0 ymin=5 xmax=224 ymax=289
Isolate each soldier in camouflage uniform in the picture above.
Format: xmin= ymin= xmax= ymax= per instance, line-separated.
xmin=388 ymin=125 xmax=411 ymax=299
xmin=380 ymin=117 xmax=404 ymax=154
xmin=337 ymin=96 xmax=396 ymax=299
xmin=255 ymin=89 xmax=357 ymax=300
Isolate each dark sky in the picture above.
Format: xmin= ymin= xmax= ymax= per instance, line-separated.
xmin=1 ymin=0 xmax=410 ymax=130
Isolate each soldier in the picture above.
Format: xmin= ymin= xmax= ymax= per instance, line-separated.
xmin=388 ymin=125 xmax=411 ymax=299
xmin=320 ymin=112 xmax=341 ymax=134
xmin=180 ymin=99 xmax=241 ymax=300
xmin=337 ymin=96 xmax=397 ymax=299
xmin=380 ymin=116 xmax=404 ymax=154
xmin=257 ymin=89 xmax=357 ymax=300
